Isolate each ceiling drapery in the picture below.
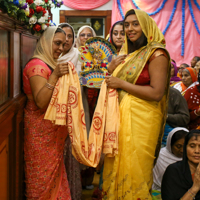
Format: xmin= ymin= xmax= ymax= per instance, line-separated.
xmin=63 ymin=0 xmax=110 ymax=10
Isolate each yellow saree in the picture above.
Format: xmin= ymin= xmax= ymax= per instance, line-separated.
xmin=102 ymin=9 xmax=171 ymax=200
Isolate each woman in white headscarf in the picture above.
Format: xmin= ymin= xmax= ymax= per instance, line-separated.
xmin=58 ymin=23 xmax=82 ymax=200
xmin=76 ymin=25 xmax=96 ymax=48
xmin=152 ymin=127 xmax=189 ymax=193
xmin=58 ymin=23 xmax=81 ymax=73
xmin=23 ymin=26 xmax=71 ymax=199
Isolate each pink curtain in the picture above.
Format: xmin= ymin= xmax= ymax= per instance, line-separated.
xmin=63 ymin=0 xmax=110 ymax=10
xmin=112 ymin=0 xmax=200 ymax=66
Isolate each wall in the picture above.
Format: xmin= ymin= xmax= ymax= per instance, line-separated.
xmin=51 ymin=0 xmax=113 ymax=25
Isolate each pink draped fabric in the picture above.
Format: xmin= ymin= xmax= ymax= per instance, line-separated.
xmin=63 ymin=0 xmax=110 ymax=10
xmin=112 ymin=0 xmax=200 ymax=66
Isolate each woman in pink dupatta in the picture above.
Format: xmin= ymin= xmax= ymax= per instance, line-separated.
xmin=23 ymin=27 xmax=71 ymax=200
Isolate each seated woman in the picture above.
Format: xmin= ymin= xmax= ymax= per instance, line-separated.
xmin=191 ymin=56 xmax=200 ymax=68
xmin=161 ymin=130 xmax=200 ymax=199
xmin=178 ymin=63 xmax=189 ymax=78
xmin=152 ymin=127 xmax=189 ymax=195
xmin=194 ymin=60 xmax=200 ymax=74
xmin=184 ymin=71 xmax=200 ymax=130
xmin=162 ymin=87 xmax=190 ymax=146
xmin=173 ymin=67 xmax=197 ymax=95
xmin=170 ymin=60 xmax=181 ymax=86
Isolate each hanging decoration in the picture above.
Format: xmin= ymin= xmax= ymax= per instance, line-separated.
xmin=131 ymin=0 xmax=168 ymax=16
xmin=0 ymin=0 xmax=62 ymax=35
xmin=117 ymin=0 xmax=124 ymax=18
xmin=162 ymin=0 xmax=178 ymax=35
xmin=114 ymin=0 xmax=200 ymax=65
xmin=181 ymin=0 xmax=185 ymax=56
xmin=188 ymin=0 xmax=200 ymax=34
xmin=62 ymin=0 xmax=110 ymax=10
xmin=194 ymin=0 xmax=200 ymax=10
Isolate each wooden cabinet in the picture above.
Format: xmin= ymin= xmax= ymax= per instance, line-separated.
xmin=0 ymin=138 xmax=9 ymax=200
xmin=0 ymin=12 xmax=38 ymax=200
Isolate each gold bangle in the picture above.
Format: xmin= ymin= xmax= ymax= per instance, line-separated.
xmin=45 ymin=82 xmax=55 ymax=90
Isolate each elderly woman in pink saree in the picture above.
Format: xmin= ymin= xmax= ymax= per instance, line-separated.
xmin=23 ymin=27 xmax=71 ymax=199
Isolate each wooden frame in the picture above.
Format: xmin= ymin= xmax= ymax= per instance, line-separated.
xmin=59 ymin=10 xmax=112 ymax=37
xmin=0 ymin=12 xmax=38 ymax=200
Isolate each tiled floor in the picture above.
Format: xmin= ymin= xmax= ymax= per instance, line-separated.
xmin=82 ymin=172 xmax=100 ymax=200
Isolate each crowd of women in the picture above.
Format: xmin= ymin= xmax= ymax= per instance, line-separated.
xmin=23 ymin=8 xmax=200 ymax=200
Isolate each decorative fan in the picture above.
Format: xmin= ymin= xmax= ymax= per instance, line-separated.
xmin=78 ymin=37 xmax=117 ymax=88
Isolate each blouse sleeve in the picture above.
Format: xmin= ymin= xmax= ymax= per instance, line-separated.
xmin=25 ymin=59 xmax=51 ymax=80
xmin=149 ymin=48 xmax=169 ymax=63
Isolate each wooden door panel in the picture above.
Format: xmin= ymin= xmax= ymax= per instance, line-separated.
xmin=0 ymin=138 xmax=9 ymax=200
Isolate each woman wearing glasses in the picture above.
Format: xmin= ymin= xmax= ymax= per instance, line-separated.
xmin=76 ymin=25 xmax=96 ymax=48
xmin=58 ymin=23 xmax=82 ymax=200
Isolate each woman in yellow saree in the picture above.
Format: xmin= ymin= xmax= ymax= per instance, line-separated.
xmin=103 ymin=9 xmax=171 ymax=199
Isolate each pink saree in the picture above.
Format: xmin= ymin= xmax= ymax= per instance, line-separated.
xmin=23 ymin=58 xmax=71 ymax=200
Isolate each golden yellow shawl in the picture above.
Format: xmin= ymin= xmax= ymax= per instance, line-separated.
xmin=102 ymin=9 xmax=171 ymax=200
xmin=44 ymin=62 xmax=120 ymax=167
xmin=41 ymin=27 xmax=120 ymax=167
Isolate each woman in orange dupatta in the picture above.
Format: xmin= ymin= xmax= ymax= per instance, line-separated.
xmin=173 ymin=67 xmax=197 ymax=96
xmin=103 ymin=9 xmax=171 ymax=199
xmin=23 ymin=27 xmax=71 ymax=199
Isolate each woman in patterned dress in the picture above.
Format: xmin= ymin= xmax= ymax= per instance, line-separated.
xmin=23 ymin=26 xmax=71 ymax=200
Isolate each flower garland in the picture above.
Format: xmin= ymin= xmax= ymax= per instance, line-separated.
xmin=194 ymin=0 xmax=200 ymax=11
xmin=131 ymin=0 xmax=167 ymax=16
xmin=181 ymin=0 xmax=185 ymax=56
xmin=162 ymin=0 xmax=178 ymax=35
xmin=188 ymin=0 xmax=200 ymax=35
xmin=0 ymin=0 xmax=63 ymax=34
